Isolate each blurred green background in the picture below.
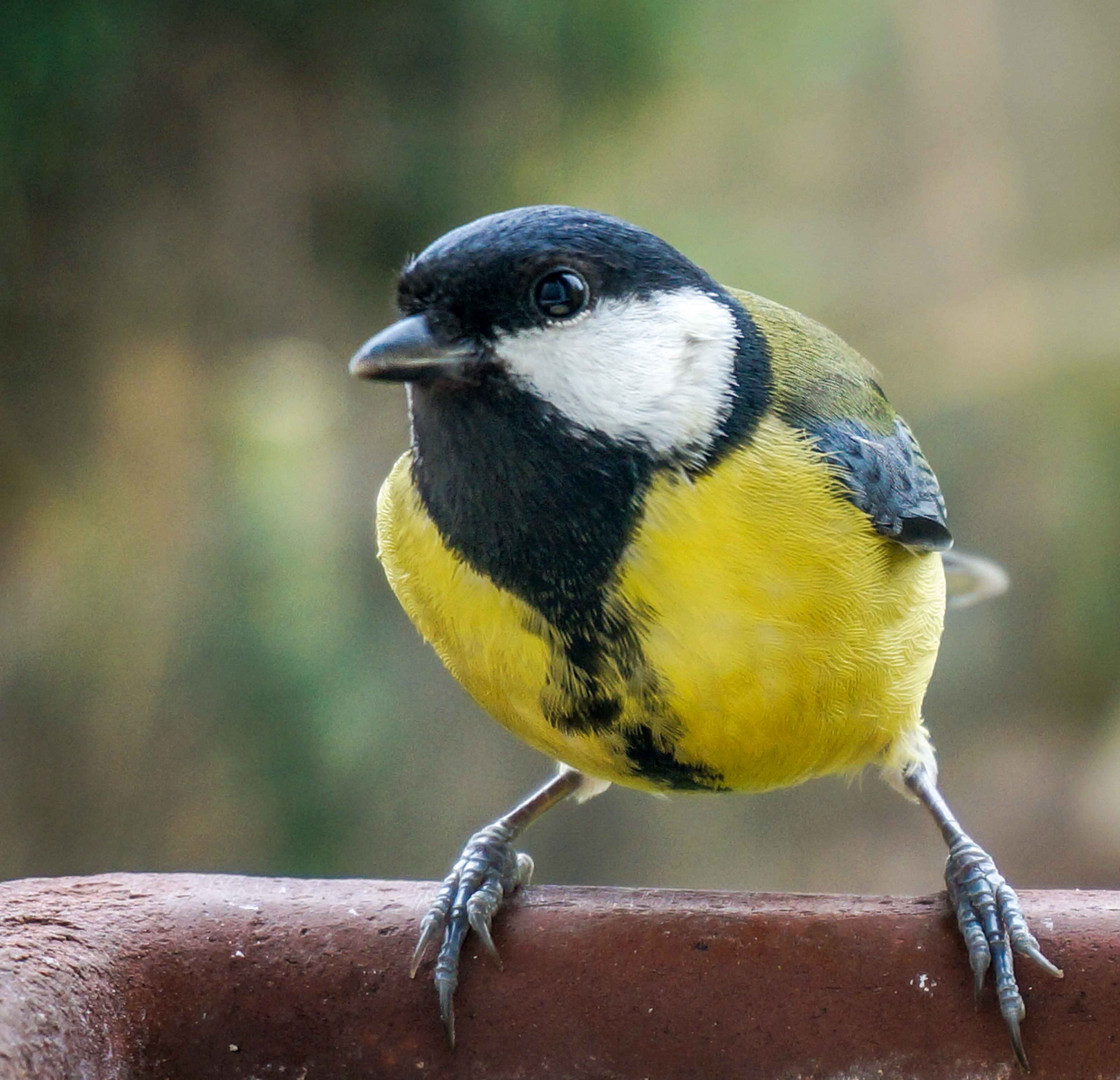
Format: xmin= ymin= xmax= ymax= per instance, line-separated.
xmin=2 ymin=1 xmax=1119 ymax=897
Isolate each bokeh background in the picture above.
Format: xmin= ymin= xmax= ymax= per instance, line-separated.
xmin=3 ymin=1 xmax=1119 ymax=898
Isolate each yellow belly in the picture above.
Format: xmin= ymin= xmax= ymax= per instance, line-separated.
xmin=376 ymin=414 xmax=945 ymax=793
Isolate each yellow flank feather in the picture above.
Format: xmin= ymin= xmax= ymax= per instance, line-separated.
xmin=377 ymin=409 xmax=945 ymax=795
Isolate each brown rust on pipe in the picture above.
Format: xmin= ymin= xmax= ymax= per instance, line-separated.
xmin=0 ymin=874 xmax=1115 ymax=1078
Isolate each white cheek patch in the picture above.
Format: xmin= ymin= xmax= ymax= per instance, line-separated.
xmin=495 ymin=288 xmax=739 ymax=457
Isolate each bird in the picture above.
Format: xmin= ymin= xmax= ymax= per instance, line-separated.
xmin=349 ymin=205 xmax=1060 ymax=1067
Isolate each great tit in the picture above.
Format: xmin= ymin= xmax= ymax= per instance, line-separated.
xmin=350 ymin=205 xmax=1060 ymax=1066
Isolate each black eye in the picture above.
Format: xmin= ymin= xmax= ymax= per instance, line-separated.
xmin=532 ymin=268 xmax=589 ymax=320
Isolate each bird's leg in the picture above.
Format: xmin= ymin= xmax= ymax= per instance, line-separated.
xmin=904 ymin=761 xmax=1062 ymax=1070
xmin=411 ymin=765 xmax=597 ymax=1046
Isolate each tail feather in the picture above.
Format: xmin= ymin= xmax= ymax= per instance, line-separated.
xmin=942 ymin=549 xmax=1009 ymax=609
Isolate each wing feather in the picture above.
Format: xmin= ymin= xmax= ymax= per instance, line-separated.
xmin=730 ymin=288 xmax=952 ymax=552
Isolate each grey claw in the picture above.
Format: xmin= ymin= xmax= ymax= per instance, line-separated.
xmin=410 ymin=912 xmax=444 ymax=978
xmin=953 ymin=890 xmax=991 ymax=1004
xmin=1018 ymin=939 xmax=1064 ymax=980
xmin=438 ymin=977 xmax=456 ymax=1048
xmin=467 ymin=903 xmax=503 ymax=968
xmin=972 ymin=961 xmax=987 ymax=1006
xmin=998 ymin=882 xmax=1065 ymax=980
xmin=1007 ymin=1011 xmax=1028 ymax=1072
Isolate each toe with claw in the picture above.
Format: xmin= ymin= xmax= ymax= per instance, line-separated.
xmin=944 ymin=834 xmax=1063 ymax=1070
xmin=408 ymin=768 xmax=588 ymax=1046
xmin=410 ymin=820 xmax=534 ymax=1046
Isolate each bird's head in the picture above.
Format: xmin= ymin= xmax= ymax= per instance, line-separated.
xmin=350 ymin=206 xmax=751 ymax=461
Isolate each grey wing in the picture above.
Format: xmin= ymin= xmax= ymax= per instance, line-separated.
xmin=802 ymin=414 xmax=953 ymax=553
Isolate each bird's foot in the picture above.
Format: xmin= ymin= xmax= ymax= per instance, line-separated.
xmin=945 ymin=835 xmax=1063 ymax=1070
xmin=410 ymin=821 xmax=534 ymax=1047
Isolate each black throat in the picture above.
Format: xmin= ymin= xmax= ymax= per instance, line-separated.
xmin=408 ymin=374 xmax=652 ymax=648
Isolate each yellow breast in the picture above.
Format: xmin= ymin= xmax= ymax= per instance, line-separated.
xmin=376 ymin=413 xmax=945 ymax=794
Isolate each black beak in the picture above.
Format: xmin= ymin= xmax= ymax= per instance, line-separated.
xmin=349 ymin=314 xmax=476 ymax=381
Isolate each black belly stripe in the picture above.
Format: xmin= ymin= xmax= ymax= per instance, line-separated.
xmin=622 ymin=725 xmax=728 ymax=791
xmin=545 ymin=687 xmax=622 ymax=733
